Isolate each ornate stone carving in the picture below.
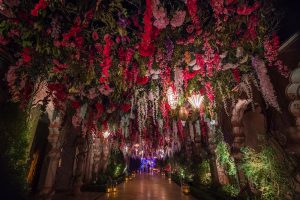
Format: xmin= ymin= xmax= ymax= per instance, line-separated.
xmin=231 ymin=99 xmax=251 ymax=190
xmin=231 ymin=99 xmax=251 ymax=159
xmin=92 ymin=137 xmax=101 ymax=182
xmin=72 ymin=134 xmax=88 ymax=194
xmin=83 ymin=133 xmax=94 ymax=183
xmin=286 ymin=63 xmax=300 ymax=154
xmin=40 ymin=112 xmax=63 ymax=199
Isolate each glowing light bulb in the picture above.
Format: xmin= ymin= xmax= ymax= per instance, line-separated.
xmin=188 ymin=94 xmax=204 ymax=109
xmin=103 ymin=130 xmax=110 ymax=138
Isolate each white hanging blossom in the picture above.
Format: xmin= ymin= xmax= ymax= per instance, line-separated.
xmin=174 ymin=67 xmax=184 ymax=97
xmin=250 ymin=73 xmax=261 ymax=92
xmin=120 ymin=114 xmax=130 ymax=138
xmin=158 ymin=117 xmax=163 ymax=135
xmin=137 ymin=91 xmax=148 ymax=133
xmin=149 ymin=87 xmax=160 ymax=124
xmin=243 ymin=75 xmax=255 ymax=111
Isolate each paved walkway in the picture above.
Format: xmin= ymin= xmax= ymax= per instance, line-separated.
xmin=53 ymin=174 xmax=197 ymax=200
xmin=96 ymin=173 xmax=197 ymax=200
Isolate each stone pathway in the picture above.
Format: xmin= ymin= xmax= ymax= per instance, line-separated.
xmin=53 ymin=174 xmax=197 ymax=200
xmin=96 ymin=173 xmax=197 ymax=200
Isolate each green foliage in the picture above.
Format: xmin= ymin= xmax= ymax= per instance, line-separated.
xmin=0 ymin=103 xmax=31 ymax=196
xmin=106 ymin=149 xmax=126 ymax=179
xmin=241 ymin=145 xmax=293 ymax=200
xmin=215 ymin=141 xmax=237 ymax=176
xmin=197 ymin=160 xmax=212 ymax=185
xmin=221 ymin=184 xmax=239 ymax=197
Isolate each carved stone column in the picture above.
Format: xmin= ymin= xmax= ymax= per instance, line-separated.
xmin=206 ymin=119 xmax=220 ymax=187
xmin=231 ymin=99 xmax=251 ymax=190
xmin=72 ymin=134 xmax=88 ymax=195
xmin=92 ymin=137 xmax=101 ymax=182
xmin=286 ymin=65 xmax=300 ymax=154
xmin=101 ymin=140 xmax=110 ymax=172
xmin=84 ymin=133 xmax=94 ymax=183
xmin=286 ymin=64 xmax=300 ymax=195
xmin=40 ymin=116 xmax=62 ymax=199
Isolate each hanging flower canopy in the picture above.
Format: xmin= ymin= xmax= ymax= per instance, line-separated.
xmin=0 ymin=0 xmax=288 ymax=158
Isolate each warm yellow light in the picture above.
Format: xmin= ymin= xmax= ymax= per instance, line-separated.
xmin=103 ymin=130 xmax=110 ymax=138
xmin=188 ymin=94 xmax=204 ymax=109
xmin=167 ymin=87 xmax=178 ymax=109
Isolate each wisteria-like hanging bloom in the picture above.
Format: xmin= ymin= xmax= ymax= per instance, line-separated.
xmin=170 ymin=10 xmax=186 ymax=28
xmin=252 ymin=56 xmax=280 ymax=111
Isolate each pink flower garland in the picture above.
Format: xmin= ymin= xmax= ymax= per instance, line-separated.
xmin=187 ymin=0 xmax=201 ymax=34
xmin=210 ymin=0 xmax=228 ymax=30
xmin=152 ymin=0 xmax=169 ymax=29
xmin=170 ymin=10 xmax=186 ymax=28
xmin=252 ymin=56 xmax=280 ymax=111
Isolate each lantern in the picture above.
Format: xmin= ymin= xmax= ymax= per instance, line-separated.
xmin=167 ymin=87 xmax=178 ymax=109
xmin=179 ymin=106 xmax=189 ymax=126
xmin=182 ymin=185 xmax=190 ymax=194
xmin=106 ymin=186 xmax=112 ymax=193
xmin=188 ymin=94 xmax=204 ymax=110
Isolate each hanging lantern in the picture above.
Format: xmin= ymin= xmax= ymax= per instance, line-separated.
xmin=179 ymin=106 xmax=189 ymax=126
xmin=166 ymin=87 xmax=178 ymax=109
xmin=188 ymin=94 xmax=204 ymax=110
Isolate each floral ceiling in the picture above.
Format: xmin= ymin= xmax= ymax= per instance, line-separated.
xmin=0 ymin=0 xmax=288 ymax=157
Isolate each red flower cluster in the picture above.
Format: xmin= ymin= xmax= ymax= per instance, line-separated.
xmin=187 ymin=0 xmax=201 ymax=34
xmin=232 ymin=68 xmax=241 ymax=83
xmin=48 ymin=83 xmax=67 ymax=106
xmin=31 ymin=0 xmax=48 ymax=16
xmin=205 ymin=82 xmax=215 ymax=102
xmin=20 ymin=48 xmax=31 ymax=63
xmin=139 ymin=0 xmax=155 ymax=57
xmin=72 ymin=101 xmax=81 ymax=109
xmin=99 ymin=34 xmax=113 ymax=85
xmin=237 ymin=2 xmax=260 ymax=15
xmin=120 ymin=103 xmax=131 ymax=112
xmin=137 ymin=76 xmax=149 ymax=85
xmin=264 ymin=34 xmax=280 ymax=64
xmin=95 ymin=102 xmax=104 ymax=119
xmin=52 ymin=59 xmax=68 ymax=73
xmin=210 ymin=0 xmax=228 ymax=29
xmin=196 ymin=54 xmax=205 ymax=76
xmin=244 ymin=15 xmax=258 ymax=40
xmin=125 ymin=48 xmax=135 ymax=67
xmin=264 ymin=34 xmax=289 ymax=77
